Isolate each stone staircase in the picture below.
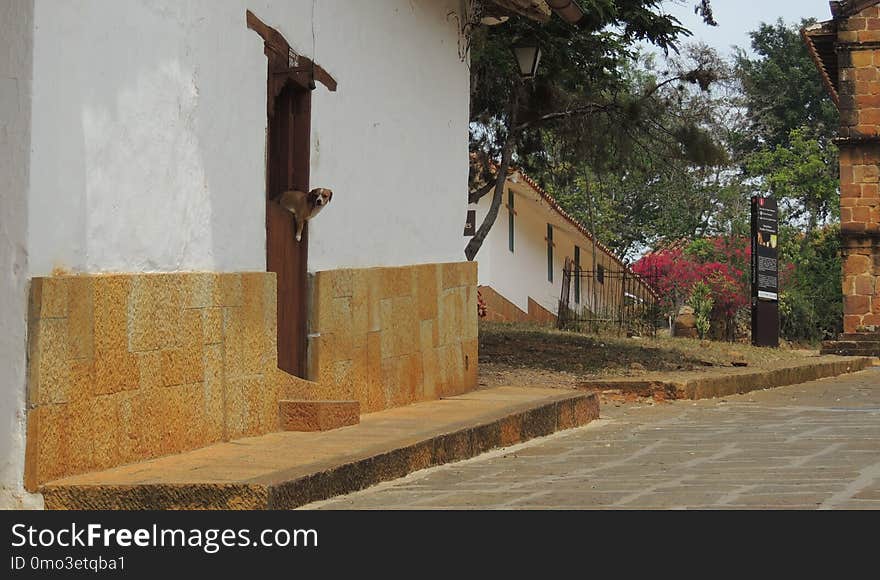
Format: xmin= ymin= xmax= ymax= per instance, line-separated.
xmin=821 ymin=333 xmax=880 ymax=357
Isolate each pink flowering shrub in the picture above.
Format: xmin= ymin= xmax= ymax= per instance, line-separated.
xmin=632 ymin=237 xmax=752 ymax=335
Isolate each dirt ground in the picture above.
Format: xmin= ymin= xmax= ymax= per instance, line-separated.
xmin=477 ymin=321 xmax=819 ymax=400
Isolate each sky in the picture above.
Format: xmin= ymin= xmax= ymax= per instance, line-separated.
xmin=658 ymin=0 xmax=834 ymax=57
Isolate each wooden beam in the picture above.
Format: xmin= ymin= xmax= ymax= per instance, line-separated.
xmin=247 ymin=10 xmax=338 ymax=92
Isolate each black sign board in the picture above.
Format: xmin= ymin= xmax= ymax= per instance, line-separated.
xmin=464 ymin=210 xmax=476 ymax=237
xmin=751 ymin=196 xmax=779 ymax=347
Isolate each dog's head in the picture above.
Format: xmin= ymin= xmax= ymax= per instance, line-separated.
xmin=308 ymin=188 xmax=333 ymax=208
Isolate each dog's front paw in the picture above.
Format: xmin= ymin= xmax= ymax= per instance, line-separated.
xmin=295 ymin=234 xmax=302 ymax=242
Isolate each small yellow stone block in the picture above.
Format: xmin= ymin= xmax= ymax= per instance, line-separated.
xmin=415 ymin=264 xmax=440 ymax=321
xmin=422 ymin=347 xmax=440 ymax=400
xmin=92 ymin=275 xmax=132 ymax=354
xmin=67 ymin=276 xmax=94 ymax=360
xmin=68 ymin=359 xmax=95 ymax=401
xmin=129 ymin=276 xmax=162 ymax=352
xmin=184 ymin=273 xmax=214 ymax=309
xmin=329 ymin=269 xmax=354 ymax=298
xmin=225 ymin=376 xmax=265 ymax=439
xmin=365 ymin=331 xmax=384 ymax=412
xmin=462 ymin=339 xmax=479 ymax=390
xmin=137 ymin=350 xmax=163 ymax=390
xmin=442 ymin=262 xmax=476 ymax=289
xmin=115 ymin=391 xmax=146 ymax=464
xmin=93 ymin=348 xmax=139 ymax=395
xmin=91 ymin=395 xmax=121 ymax=469
xmin=203 ymin=307 xmax=224 ymax=344
xmin=34 ymin=318 xmax=71 ymax=404
xmin=380 ymin=296 xmax=418 ymax=358
xmin=216 ymin=274 xmax=243 ymax=307
xmin=39 ymin=277 xmax=69 ymax=319
xmin=381 ymin=266 xmax=413 ymax=299
xmin=161 ymin=346 xmax=205 ymax=387
xmin=438 ymin=287 xmax=466 ymax=346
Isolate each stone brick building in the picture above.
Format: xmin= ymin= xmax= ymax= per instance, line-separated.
xmin=804 ymin=0 xmax=880 ymax=353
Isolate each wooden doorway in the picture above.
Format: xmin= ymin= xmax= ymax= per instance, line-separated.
xmin=267 ymin=82 xmax=311 ymax=376
xmin=247 ymin=10 xmax=337 ymax=378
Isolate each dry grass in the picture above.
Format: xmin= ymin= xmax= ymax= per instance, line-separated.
xmin=478 ymin=321 xmax=816 ymax=383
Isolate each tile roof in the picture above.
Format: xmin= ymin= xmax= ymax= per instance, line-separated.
xmin=802 ymin=1 xmax=880 ymax=107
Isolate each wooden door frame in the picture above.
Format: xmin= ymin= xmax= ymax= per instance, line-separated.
xmin=247 ymin=10 xmax=337 ymax=376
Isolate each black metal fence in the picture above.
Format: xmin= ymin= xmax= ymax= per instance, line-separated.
xmin=557 ymin=258 xmax=664 ymax=336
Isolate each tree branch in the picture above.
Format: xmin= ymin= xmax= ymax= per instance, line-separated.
xmin=468 ymin=180 xmax=496 ymax=204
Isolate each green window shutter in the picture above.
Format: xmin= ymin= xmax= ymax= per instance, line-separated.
xmin=508 ymin=190 xmax=514 ymax=253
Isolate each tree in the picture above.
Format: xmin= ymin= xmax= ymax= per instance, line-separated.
xmin=516 ymin=44 xmax=737 ymax=260
xmin=465 ymin=3 xmax=720 ymax=261
xmin=745 ymin=127 xmax=839 ymax=232
xmin=734 ymin=18 xmax=839 ymax=151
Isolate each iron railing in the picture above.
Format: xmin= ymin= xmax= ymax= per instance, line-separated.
xmin=557 ymin=258 xmax=663 ymax=336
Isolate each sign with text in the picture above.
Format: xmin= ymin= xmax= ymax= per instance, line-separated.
xmin=751 ymin=196 xmax=779 ymax=301
xmin=751 ymin=196 xmax=779 ymax=347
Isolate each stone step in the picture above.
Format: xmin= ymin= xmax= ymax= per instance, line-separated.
xmin=822 ymin=340 xmax=880 ymax=350
xmin=820 ymin=344 xmax=880 ymax=356
xmin=837 ymin=333 xmax=880 ymax=342
xmin=580 ymin=356 xmax=875 ymax=400
xmin=279 ymin=400 xmax=360 ymax=432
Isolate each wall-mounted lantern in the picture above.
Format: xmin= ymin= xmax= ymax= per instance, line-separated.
xmin=512 ymin=41 xmax=541 ymax=79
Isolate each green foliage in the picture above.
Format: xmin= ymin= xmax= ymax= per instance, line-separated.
xmin=745 ymin=127 xmax=839 ymax=230
xmin=688 ymin=281 xmax=714 ymax=339
xmin=685 ymin=238 xmax=716 ymax=262
xmin=778 ymin=225 xmax=843 ymax=343
xmin=734 ymin=18 xmax=839 ymax=150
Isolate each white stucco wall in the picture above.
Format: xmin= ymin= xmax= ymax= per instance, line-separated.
xmin=26 ymin=0 xmax=470 ymax=275
xmin=4 ymin=0 xmax=470 ymax=507
xmin=0 ymin=0 xmax=42 ymax=508
xmin=475 ymin=177 xmax=618 ymax=316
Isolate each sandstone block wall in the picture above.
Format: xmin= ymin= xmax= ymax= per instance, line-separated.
xmin=25 ymin=262 xmax=480 ymax=488
xmin=24 ymin=272 xmax=310 ymax=489
xmin=478 ymin=286 xmax=559 ymax=326
xmin=307 ymin=262 xmax=479 ymax=413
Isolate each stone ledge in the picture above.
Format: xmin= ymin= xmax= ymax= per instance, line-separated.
xmin=279 ymin=400 xmax=360 ymax=432
xmin=578 ymin=356 xmax=875 ymax=401
xmin=821 ymin=341 xmax=880 ymax=356
xmin=40 ymin=387 xmax=598 ymax=510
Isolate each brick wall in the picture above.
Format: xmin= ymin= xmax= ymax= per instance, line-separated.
xmin=837 ymin=4 xmax=880 ymax=333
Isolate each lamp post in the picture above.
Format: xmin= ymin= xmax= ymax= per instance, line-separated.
xmin=511 ymin=41 xmax=541 ymax=80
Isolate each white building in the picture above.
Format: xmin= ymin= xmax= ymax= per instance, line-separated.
xmin=472 ymin=167 xmax=651 ymax=325
xmin=2 ymin=0 xmax=535 ymax=508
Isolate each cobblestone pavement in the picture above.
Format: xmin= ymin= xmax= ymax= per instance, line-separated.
xmin=303 ymin=368 xmax=880 ymax=510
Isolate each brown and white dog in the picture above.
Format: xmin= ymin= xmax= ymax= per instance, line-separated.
xmin=277 ymin=187 xmax=333 ymax=242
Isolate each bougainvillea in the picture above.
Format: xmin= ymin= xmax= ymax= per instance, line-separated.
xmin=477 ymin=290 xmax=488 ymax=319
xmin=632 ymin=236 xmax=752 ymax=322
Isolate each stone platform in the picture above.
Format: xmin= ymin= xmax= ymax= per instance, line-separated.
xmin=40 ymin=387 xmax=599 ymax=510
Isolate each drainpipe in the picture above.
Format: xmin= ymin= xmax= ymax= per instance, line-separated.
xmin=547 ymin=0 xmax=585 ymax=25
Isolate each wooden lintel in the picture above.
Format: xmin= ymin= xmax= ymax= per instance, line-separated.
xmin=247 ymin=9 xmax=338 ymax=92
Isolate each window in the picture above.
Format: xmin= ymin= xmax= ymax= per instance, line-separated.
xmin=508 ymin=189 xmax=515 ymax=252
xmin=547 ymin=224 xmax=554 ymax=283
xmin=597 ymin=264 xmax=605 ymax=285
xmin=574 ymin=245 xmax=580 ymax=304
